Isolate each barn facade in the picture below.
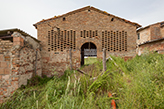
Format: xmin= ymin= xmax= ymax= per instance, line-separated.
xmin=34 ymin=6 xmax=141 ymax=76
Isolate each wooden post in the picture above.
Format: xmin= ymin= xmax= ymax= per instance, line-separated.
xmin=69 ymin=48 xmax=73 ymax=70
xmin=103 ymin=48 xmax=106 ymax=72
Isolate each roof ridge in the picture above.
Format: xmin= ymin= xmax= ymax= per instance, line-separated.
xmin=137 ymin=21 xmax=164 ymax=32
xmin=33 ymin=6 xmax=141 ymax=28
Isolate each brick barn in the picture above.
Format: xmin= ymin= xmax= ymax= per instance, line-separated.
xmin=34 ymin=6 xmax=141 ymax=76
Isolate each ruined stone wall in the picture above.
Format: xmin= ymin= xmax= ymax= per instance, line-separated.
xmin=0 ymin=39 xmax=13 ymax=103
xmin=36 ymin=8 xmax=138 ymax=76
xmin=0 ymin=32 xmax=42 ymax=103
xmin=14 ymin=46 xmax=42 ymax=87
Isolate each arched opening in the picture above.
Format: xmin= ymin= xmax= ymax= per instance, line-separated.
xmin=81 ymin=42 xmax=97 ymax=66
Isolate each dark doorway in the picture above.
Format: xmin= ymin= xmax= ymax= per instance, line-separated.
xmin=81 ymin=42 xmax=97 ymax=66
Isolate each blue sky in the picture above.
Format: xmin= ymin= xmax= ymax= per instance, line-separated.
xmin=0 ymin=0 xmax=164 ymax=38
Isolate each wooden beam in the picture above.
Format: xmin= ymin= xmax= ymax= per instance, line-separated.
xmin=0 ymin=35 xmax=12 ymax=39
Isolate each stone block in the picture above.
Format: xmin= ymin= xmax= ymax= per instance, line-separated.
xmin=18 ymin=73 xmax=32 ymax=87
xmin=2 ymin=75 xmax=10 ymax=80
xmin=12 ymin=77 xmax=19 ymax=81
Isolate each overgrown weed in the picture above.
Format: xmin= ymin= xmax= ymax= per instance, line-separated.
xmin=1 ymin=53 xmax=164 ymax=109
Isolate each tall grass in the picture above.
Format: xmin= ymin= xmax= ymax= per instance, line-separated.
xmin=1 ymin=52 xmax=164 ymax=109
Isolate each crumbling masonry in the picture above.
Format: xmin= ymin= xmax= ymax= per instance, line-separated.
xmin=0 ymin=30 xmax=42 ymax=103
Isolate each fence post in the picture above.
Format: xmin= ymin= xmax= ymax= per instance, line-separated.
xmin=103 ymin=48 xmax=106 ymax=72
xmin=69 ymin=48 xmax=73 ymax=70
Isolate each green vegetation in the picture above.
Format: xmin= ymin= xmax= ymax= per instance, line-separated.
xmin=84 ymin=57 xmax=98 ymax=65
xmin=1 ymin=53 xmax=164 ymax=109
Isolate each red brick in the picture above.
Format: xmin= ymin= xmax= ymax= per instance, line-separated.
xmin=4 ymin=69 xmax=10 ymax=74
xmin=0 ymin=68 xmax=4 ymax=74
xmin=4 ymin=88 xmax=7 ymax=92
xmin=0 ymin=54 xmax=4 ymax=61
xmin=8 ymin=63 xmax=11 ymax=68
xmin=13 ymin=37 xmax=24 ymax=46
xmin=11 ymin=81 xmax=14 ymax=85
xmin=35 ymin=6 xmax=140 ymax=76
xmin=13 ymin=37 xmax=20 ymax=42
xmin=12 ymin=77 xmax=19 ymax=81
xmin=1 ymin=61 xmax=7 ymax=68
xmin=0 ymin=91 xmax=3 ymax=95
xmin=13 ymin=41 xmax=21 ymax=46
xmin=6 ymin=80 xmax=9 ymax=85
xmin=5 ymin=56 xmax=10 ymax=61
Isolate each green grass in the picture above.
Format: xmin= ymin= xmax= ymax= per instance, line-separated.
xmin=1 ymin=52 xmax=164 ymax=109
xmin=84 ymin=57 xmax=98 ymax=65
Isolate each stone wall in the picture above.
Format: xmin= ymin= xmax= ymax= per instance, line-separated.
xmin=137 ymin=22 xmax=164 ymax=55
xmin=150 ymin=24 xmax=162 ymax=40
xmin=0 ymin=32 xmax=41 ymax=103
xmin=137 ymin=27 xmax=151 ymax=45
xmin=137 ymin=22 xmax=164 ymax=45
xmin=35 ymin=6 xmax=139 ymax=76
xmin=137 ymin=39 xmax=164 ymax=55
xmin=0 ymin=39 xmax=13 ymax=103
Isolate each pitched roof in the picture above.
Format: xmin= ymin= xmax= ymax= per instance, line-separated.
xmin=137 ymin=21 xmax=164 ymax=32
xmin=0 ymin=28 xmax=40 ymax=42
xmin=33 ymin=6 xmax=141 ymax=28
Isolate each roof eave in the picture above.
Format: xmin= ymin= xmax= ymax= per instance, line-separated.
xmin=138 ymin=37 xmax=164 ymax=46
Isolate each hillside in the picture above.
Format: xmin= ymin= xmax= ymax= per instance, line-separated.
xmin=1 ymin=52 xmax=164 ymax=109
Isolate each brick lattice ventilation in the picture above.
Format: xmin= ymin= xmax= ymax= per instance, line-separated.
xmin=81 ymin=30 xmax=98 ymax=38
xmin=48 ymin=30 xmax=76 ymax=52
xmin=102 ymin=31 xmax=127 ymax=52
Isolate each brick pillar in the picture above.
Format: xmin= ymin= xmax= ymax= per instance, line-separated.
xmin=12 ymin=32 xmax=24 ymax=46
